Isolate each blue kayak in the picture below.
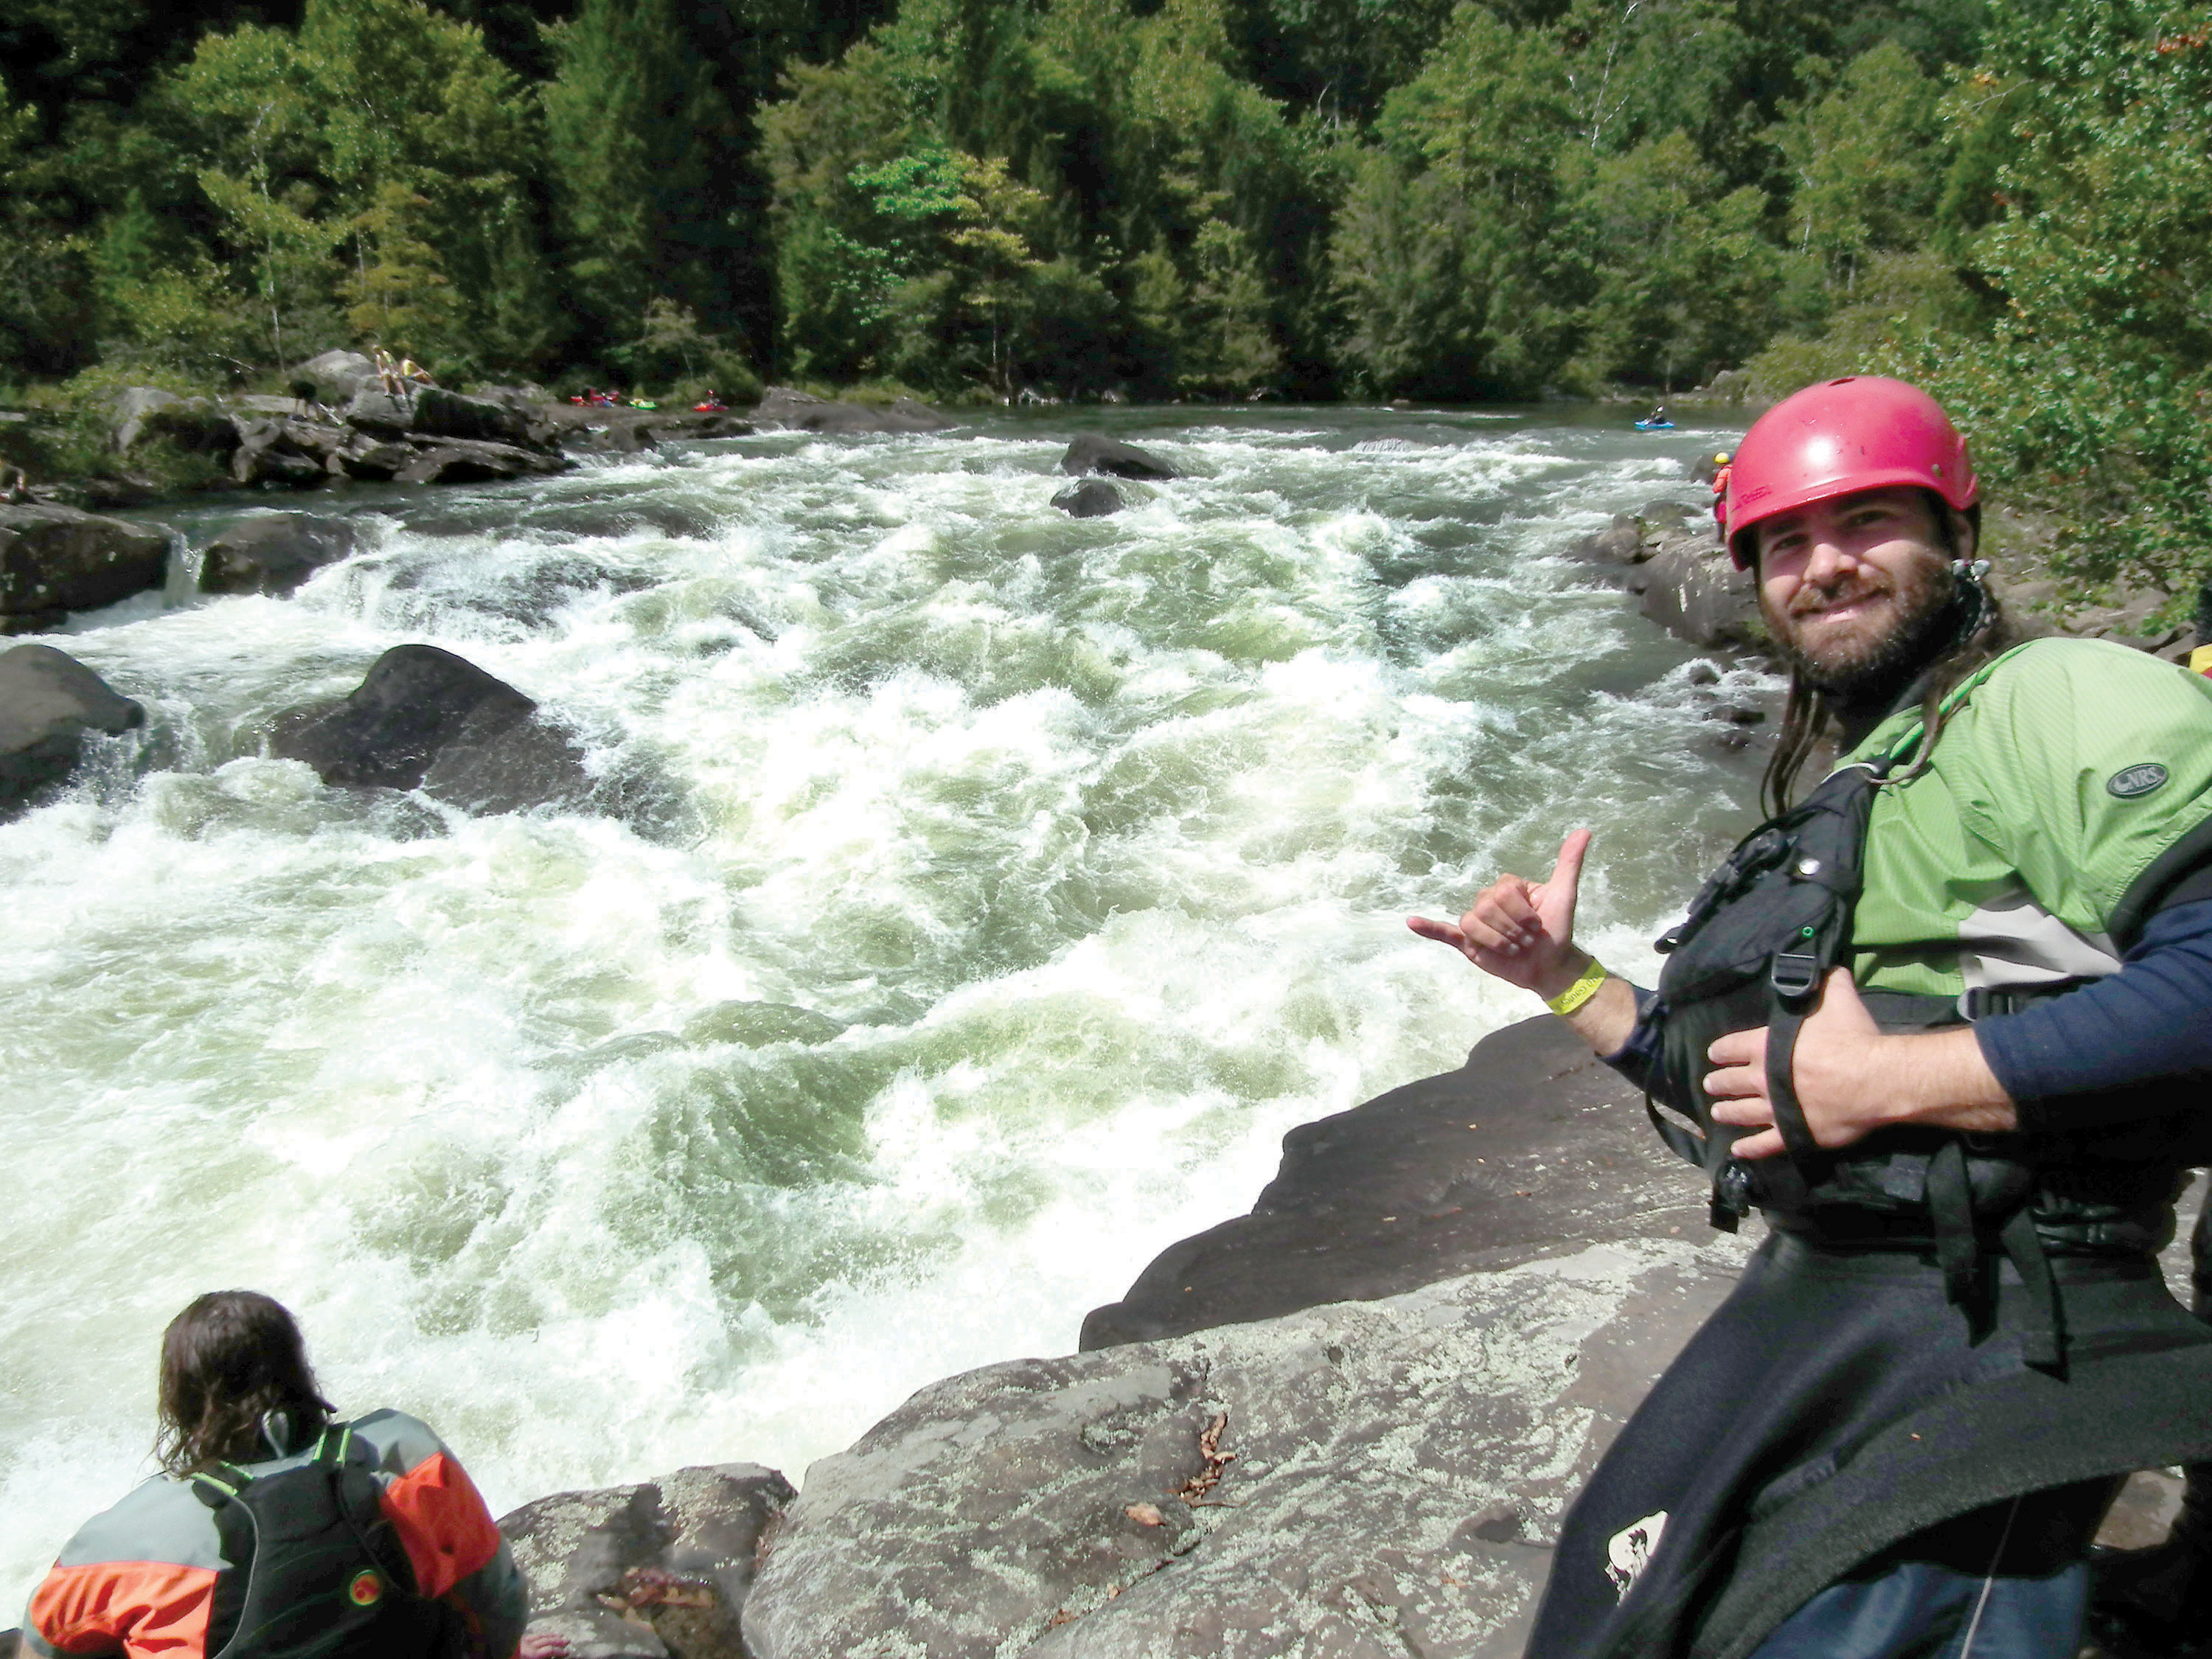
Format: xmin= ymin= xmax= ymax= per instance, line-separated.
xmin=1635 ymin=418 xmax=1675 ymax=431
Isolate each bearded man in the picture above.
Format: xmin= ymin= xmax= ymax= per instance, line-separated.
xmin=1413 ymin=377 xmax=2212 ymax=1658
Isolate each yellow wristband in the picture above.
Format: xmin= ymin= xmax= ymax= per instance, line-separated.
xmin=2191 ymin=644 xmax=2212 ymax=677
xmin=1545 ymin=957 xmax=1609 ymax=1017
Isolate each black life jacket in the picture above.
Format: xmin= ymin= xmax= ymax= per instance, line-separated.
xmin=1640 ymin=734 xmax=2191 ymax=1371
xmin=189 ymin=1423 xmax=460 ymax=1659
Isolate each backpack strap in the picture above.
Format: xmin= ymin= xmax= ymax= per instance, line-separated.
xmin=312 ymin=1422 xmax=355 ymax=1467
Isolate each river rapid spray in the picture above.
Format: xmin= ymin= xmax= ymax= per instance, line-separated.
xmin=0 ymin=406 xmax=1767 ymax=1601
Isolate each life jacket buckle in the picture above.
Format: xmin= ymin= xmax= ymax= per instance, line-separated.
xmin=1769 ymin=950 xmax=1820 ymax=1000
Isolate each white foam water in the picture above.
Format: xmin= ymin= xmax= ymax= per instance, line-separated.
xmin=0 ymin=406 xmax=1767 ymax=1607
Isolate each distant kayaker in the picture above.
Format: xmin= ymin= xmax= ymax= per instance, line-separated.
xmin=1708 ymin=451 xmax=1733 ymax=540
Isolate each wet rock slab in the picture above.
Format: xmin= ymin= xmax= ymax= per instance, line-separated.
xmin=1082 ymin=1014 xmax=1707 ymax=1349
xmin=741 ymin=1237 xmax=1747 ymax=1659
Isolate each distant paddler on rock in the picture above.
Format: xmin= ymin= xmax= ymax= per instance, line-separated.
xmin=1410 ymin=375 xmax=2212 ymax=1658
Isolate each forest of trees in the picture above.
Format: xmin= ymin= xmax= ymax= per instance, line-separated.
xmin=1 ymin=0 xmax=2207 ymax=596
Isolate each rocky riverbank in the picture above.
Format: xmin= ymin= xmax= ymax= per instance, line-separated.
xmin=461 ymin=1012 xmax=2191 ymax=1659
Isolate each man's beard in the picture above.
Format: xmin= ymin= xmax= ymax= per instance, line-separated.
xmin=1764 ymin=552 xmax=1961 ymax=709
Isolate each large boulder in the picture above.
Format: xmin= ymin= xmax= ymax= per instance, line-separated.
xmin=1051 ymin=479 xmax=1125 ymax=518
xmin=409 ymin=386 xmax=535 ymax=445
xmin=113 ymin=388 xmax=239 ymax=456
xmin=753 ymin=386 xmax=951 ymax=435
xmin=1059 ymin=434 xmax=1178 ymax=481
xmin=741 ymin=1235 xmax=1748 ymax=1659
xmin=1634 ymin=531 xmax=1767 ymax=653
xmin=0 ymin=643 xmax=145 ymax=817
xmin=1081 ymin=1014 xmax=1703 ymax=1350
xmin=343 ymin=386 xmax=537 ymax=448
xmin=0 ymin=504 xmax=170 ymax=633
xmin=271 ymin=644 xmax=594 ymax=811
xmin=301 ymin=349 xmax=378 ymax=404
xmin=198 ymin=513 xmax=361 ymax=597
xmin=498 ymin=1464 xmax=795 ymax=1659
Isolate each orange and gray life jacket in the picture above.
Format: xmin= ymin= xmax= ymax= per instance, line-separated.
xmin=23 ymin=1410 xmax=526 ymax=1659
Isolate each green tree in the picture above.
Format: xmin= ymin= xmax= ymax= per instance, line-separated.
xmin=542 ymin=0 xmax=749 ymax=368
xmin=1331 ymin=7 xmax=1582 ymax=397
xmin=1570 ymin=131 xmax=1785 ymax=386
xmin=1772 ymin=41 xmax=1945 ymax=298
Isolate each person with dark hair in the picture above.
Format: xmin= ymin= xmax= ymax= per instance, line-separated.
xmin=20 ymin=1291 xmax=552 ymax=1659
xmin=1411 ymin=376 xmax=2212 ymax=1658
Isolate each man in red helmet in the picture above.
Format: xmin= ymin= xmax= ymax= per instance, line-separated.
xmin=1413 ymin=376 xmax=2212 ymax=1658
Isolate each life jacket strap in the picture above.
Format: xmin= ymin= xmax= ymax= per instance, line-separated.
xmin=2001 ymin=1204 xmax=2067 ymax=1372
xmin=1761 ymin=1003 xmax=1825 ymax=1211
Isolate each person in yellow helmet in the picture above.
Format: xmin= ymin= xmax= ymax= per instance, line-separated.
xmin=1708 ymin=451 xmax=1733 ymax=540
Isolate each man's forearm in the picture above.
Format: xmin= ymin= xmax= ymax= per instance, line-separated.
xmin=1531 ymin=950 xmax=1642 ymax=1060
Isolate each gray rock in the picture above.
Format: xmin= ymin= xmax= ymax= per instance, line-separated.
xmin=271 ymin=644 xmax=594 ymax=812
xmin=302 ymin=349 xmax=377 ymax=403
xmin=341 ymin=390 xmax=417 ymax=438
xmin=1636 ymin=531 xmax=1767 ymax=653
xmin=741 ymin=1235 xmax=1748 ymax=1659
xmin=754 ymin=387 xmax=952 ymax=434
xmin=584 ymin=423 xmax=660 ymax=456
xmin=1565 ymin=512 xmax=1649 ymax=568
xmin=409 ymin=386 xmax=535 ymax=445
xmin=0 ymin=504 xmax=170 ymax=630
xmin=1060 ymin=434 xmax=1177 ymax=481
xmin=1082 ymin=1014 xmax=1703 ymax=1350
xmin=498 ymin=1464 xmax=795 ymax=1659
xmin=333 ymin=434 xmax=416 ymax=481
xmin=394 ymin=439 xmax=573 ymax=486
xmin=1051 ymin=479 xmax=1125 ymax=518
xmin=343 ymin=386 xmax=537 ymax=448
xmin=113 ymin=388 xmax=238 ymax=456
xmin=198 ymin=513 xmax=360 ymax=597
xmin=0 ymin=643 xmax=145 ymax=816
xmin=230 ymin=420 xmax=327 ymax=489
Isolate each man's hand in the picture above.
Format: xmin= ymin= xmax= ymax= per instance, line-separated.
xmin=1705 ymin=968 xmax=2017 ymax=1158
xmin=1407 ymin=830 xmax=1591 ymax=997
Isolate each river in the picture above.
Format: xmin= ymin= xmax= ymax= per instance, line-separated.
xmin=0 ymin=404 xmax=1767 ymax=1604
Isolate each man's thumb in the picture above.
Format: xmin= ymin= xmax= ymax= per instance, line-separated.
xmin=1551 ymin=828 xmax=1593 ymax=895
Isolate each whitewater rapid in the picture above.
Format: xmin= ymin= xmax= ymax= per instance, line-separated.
xmin=0 ymin=406 xmax=1766 ymax=1604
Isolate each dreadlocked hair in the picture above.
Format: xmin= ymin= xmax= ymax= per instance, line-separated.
xmin=1760 ymin=501 xmax=2014 ymax=817
xmin=153 ymin=1290 xmax=335 ymax=1476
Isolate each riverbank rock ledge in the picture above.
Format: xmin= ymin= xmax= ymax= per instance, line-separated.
xmin=740 ymin=1234 xmax=1745 ymax=1659
xmin=754 ymin=386 xmax=953 ymax=435
xmin=1060 ymin=434 xmax=1178 ymax=481
xmin=0 ymin=503 xmax=170 ymax=634
xmin=197 ymin=512 xmax=360 ymax=597
xmin=0 ymin=643 xmax=143 ymax=818
xmin=499 ymin=1464 xmax=795 ymax=1659
xmin=271 ymin=643 xmax=594 ymax=813
xmin=1082 ymin=1014 xmax=1705 ymax=1349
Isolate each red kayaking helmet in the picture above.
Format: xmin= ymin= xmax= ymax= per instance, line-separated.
xmin=1724 ymin=376 xmax=1978 ymax=569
